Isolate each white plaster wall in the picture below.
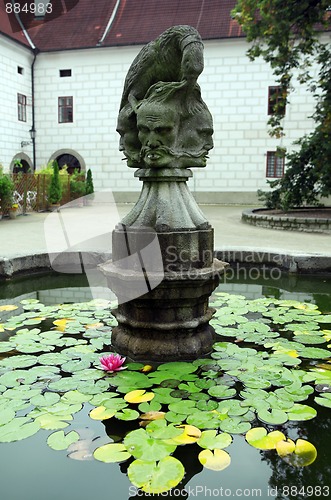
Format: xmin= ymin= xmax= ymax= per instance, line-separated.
xmin=0 ymin=35 xmax=34 ymax=170
xmin=3 ymin=33 xmax=327 ymax=199
xmin=34 ymin=46 xmax=136 ymax=190
xmin=193 ymin=38 xmax=318 ymax=195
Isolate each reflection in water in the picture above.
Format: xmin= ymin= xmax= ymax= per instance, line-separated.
xmin=262 ymin=408 xmax=331 ymax=500
xmin=103 ymin=418 xmax=202 ymax=499
xmin=0 ymin=270 xmax=331 ymax=499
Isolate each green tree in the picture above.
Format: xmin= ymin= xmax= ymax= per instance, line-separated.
xmin=85 ymin=168 xmax=94 ymax=196
xmin=233 ymin=0 xmax=331 ymax=209
xmin=48 ymin=160 xmax=62 ymax=205
xmin=0 ymin=166 xmax=14 ymax=210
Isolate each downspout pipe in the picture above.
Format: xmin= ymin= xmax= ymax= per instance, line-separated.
xmin=11 ymin=0 xmax=38 ymax=170
xmin=97 ymin=0 xmax=121 ymax=46
xmin=31 ymin=49 xmax=38 ymax=171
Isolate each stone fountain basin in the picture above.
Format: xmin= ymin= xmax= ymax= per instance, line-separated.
xmin=242 ymin=207 xmax=331 ymax=233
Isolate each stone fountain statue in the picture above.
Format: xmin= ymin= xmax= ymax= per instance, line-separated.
xmin=101 ymin=25 xmax=227 ymax=361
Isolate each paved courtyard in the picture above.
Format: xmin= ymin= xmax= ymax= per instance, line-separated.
xmin=0 ymin=204 xmax=330 ymax=260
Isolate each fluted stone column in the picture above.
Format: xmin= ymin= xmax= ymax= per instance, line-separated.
xmin=100 ymin=25 xmax=227 ymax=361
xmin=100 ymin=168 xmax=226 ymax=361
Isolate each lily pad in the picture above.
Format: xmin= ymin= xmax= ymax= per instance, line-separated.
xmin=115 ymin=409 xmax=140 ymax=421
xmin=168 ymin=400 xmax=196 ymax=415
xmin=198 ymin=448 xmax=231 ymax=471
xmin=124 ymin=389 xmax=155 ymax=404
xmin=239 ymin=375 xmax=271 ymax=389
xmin=61 ymin=390 xmax=90 ymax=405
xmin=47 ymin=430 xmax=80 ymax=451
xmin=152 ymin=388 xmax=179 ymax=405
xmin=0 ymin=408 xmax=15 ymax=426
xmin=219 ymin=417 xmax=251 ymax=434
xmin=170 ymin=389 xmax=189 ymax=399
xmin=0 ymin=355 xmax=38 ymax=369
xmin=30 ymin=393 xmax=61 ymax=407
xmin=314 ymin=393 xmax=331 ymax=409
xmin=208 ymin=385 xmax=236 ymax=399
xmin=94 ymin=443 xmax=131 ymax=463
xmin=145 ymin=420 xmax=183 ymax=440
xmin=286 ymin=404 xmax=317 ymax=421
xmin=156 ymin=362 xmax=197 ymax=374
xmin=32 ymin=412 xmax=73 ymax=430
xmin=317 ymin=314 xmax=331 ymax=323
xmin=3 ymin=386 xmax=41 ymax=400
xmin=138 ymin=400 xmax=162 ymax=413
xmin=127 ymin=456 xmax=185 ymax=494
xmin=110 ymin=371 xmax=153 ymax=392
xmin=0 ymin=304 xmax=18 ymax=312
xmin=186 ymin=411 xmax=223 ymax=429
xmin=0 ymin=417 xmax=40 ymax=442
xmin=296 ymin=346 xmax=331 ymax=359
xmin=159 ymin=379 xmax=180 ymax=388
xmin=246 ymin=427 xmax=286 ymax=450
xmin=164 ymin=411 xmax=185 ymax=424
xmin=89 ymin=406 xmax=116 ymax=421
xmin=276 ymin=438 xmax=317 ymax=467
xmin=197 ymin=430 xmax=232 ymax=450
xmin=0 ymin=369 xmax=38 ymax=388
xmin=123 ymin=428 xmax=177 ymax=461
xmin=196 ymin=400 xmax=218 ymax=411
xmin=169 ymin=424 xmax=201 ymax=444
xmin=189 ymin=392 xmax=210 ymax=402
xmin=139 ymin=411 xmax=166 ymax=423
xmin=258 ymin=408 xmax=288 ymax=425
xmin=217 ymin=400 xmax=249 ymax=417
xmin=293 ymin=334 xmax=326 ymax=345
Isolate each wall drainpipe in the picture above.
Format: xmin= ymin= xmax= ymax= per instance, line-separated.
xmin=11 ymin=0 xmax=38 ymax=171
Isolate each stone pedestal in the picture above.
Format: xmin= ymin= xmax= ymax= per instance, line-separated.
xmin=100 ymin=168 xmax=227 ymax=361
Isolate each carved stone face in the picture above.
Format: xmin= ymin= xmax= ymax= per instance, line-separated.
xmin=137 ymin=101 xmax=180 ymax=168
xmin=177 ymin=108 xmax=214 ymax=167
xmin=116 ymin=107 xmax=141 ymax=167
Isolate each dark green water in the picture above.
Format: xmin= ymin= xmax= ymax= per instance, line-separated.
xmin=0 ymin=271 xmax=330 ymax=500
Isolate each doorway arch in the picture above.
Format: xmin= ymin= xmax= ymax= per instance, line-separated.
xmin=49 ymin=149 xmax=86 ymax=175
xmin=10 ymin=153 xmax=33 ymax=173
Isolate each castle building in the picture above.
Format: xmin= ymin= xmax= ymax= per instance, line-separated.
xmin=0 ymin=0 xmax=327 ymax=203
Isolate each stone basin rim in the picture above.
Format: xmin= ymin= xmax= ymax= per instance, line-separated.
xmin=242 ymin=207 xmax=331 ymax=234
xmin=1 ymin=249 xmax=331 ymax=280
xmin=244 ymin=206 xmax=331 ymax=218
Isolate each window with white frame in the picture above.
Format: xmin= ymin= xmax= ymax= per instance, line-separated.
xmin=266 ymin=151 xmax=285 ymax=178
xmin=59 ymin=69 xmax=72 ymax=77
xmin=58 ymin=96 xmax=73 ymax=123
xmin=17 ymin=93 xmax=27 ymax=122
xmin=268 ymin=86 xmax=286 ymax=116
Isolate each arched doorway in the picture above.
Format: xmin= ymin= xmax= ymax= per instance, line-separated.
xmin=13 ymin=159 xmax=30 ymax=173
xmin=49 ymin=149 xmax=86 ymax=175
xmin=57 ymin=153 xmax=81 ymax=174
xmin=10 ymin=153 xmax=33 ymax=173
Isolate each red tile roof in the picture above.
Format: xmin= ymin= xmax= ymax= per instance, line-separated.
xmin=0 ymin=0 xmax=242 ymax=52
xmin=103 ymin=0 xmax=242 ymax=46
xmin=24 ymin=0 xmax=119 ymax=51
xmin=0 ymin=2 xmax=31 ymax=47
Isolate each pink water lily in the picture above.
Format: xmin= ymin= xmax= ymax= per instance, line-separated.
xmin=100 ymin=353 xmax=127 ymax=372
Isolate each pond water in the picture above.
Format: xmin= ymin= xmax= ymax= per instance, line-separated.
xmin=0 ymin=271 xmax=330 ymax=500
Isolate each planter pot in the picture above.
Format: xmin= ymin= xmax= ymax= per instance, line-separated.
xmin=49 ymin=204 xmax=61 ymax=212
xmin=8 ymin=210 xmax=17 ymax=219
